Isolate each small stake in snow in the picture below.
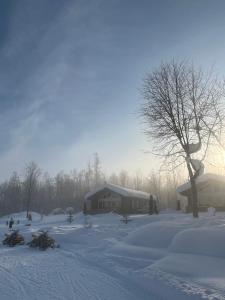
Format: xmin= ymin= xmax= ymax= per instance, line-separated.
xmin=121 ymin=214 xmax=132 ymax=224
xmin=8 ymin=217 xmax=14 ymax=230
xmin=67 ymin=211 xmax=74 ymax=223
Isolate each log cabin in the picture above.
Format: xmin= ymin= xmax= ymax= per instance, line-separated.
xmin=84 ymin=183 xmax=155 ymax=214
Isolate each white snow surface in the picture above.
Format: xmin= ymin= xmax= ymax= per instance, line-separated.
xmin=0 ymin=211 xmax=225 ymax=299
xmin=85 ymin=183 xmax=150 ymax=200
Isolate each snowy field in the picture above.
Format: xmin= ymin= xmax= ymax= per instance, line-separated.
xmin=0 ymin=211 xmax=225 ymax=300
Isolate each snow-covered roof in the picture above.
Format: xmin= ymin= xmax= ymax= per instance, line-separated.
xmin=177 ymin=173 xmax=225 ymax=194
xmin=85 ymin=183 xmax=150 ymax=200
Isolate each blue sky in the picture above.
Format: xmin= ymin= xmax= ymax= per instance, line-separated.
xmin=1 ymin=0 xmax=225 ymax=179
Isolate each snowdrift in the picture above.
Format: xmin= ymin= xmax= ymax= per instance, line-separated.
xmin=169 ymin=227 xmax=225 ymax=258
xmin=1 ymin=211 xmax=225 ymax=299
xmin=125 ymin=221 xmax=188 ymax=249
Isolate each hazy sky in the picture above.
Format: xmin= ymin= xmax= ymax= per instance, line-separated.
xmin=1 ymin=0 xmax=225 ymax=179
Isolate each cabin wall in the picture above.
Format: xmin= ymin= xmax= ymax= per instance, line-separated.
xmin=86 ymin=189 xmax=122 ymax=213
xmin=130 ymin=197 xmax=149 ymax=213
xmin=198 ymin=181 xmax=225 ymax=210
xmin=97 ymin=192 xmax=121 ymax=210
xmin=112 ymin=196 xmax=150 ymax=214
xmin=86 ymin=192 xmax=151 ymax=214
xmin=179 ymin=180 xmax=225 ymax=212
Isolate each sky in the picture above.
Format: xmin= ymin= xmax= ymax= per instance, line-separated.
xmin=1 ymin=0 xmax=225 ymax=180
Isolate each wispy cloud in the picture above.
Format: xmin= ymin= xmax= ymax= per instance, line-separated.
xmin=1 ymin=0 xmax=225 ymax=179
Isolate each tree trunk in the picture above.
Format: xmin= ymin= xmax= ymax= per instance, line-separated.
xmin=186 ymin=161 xmax=199 ymax=218
xmin=190 ymin=176 xmax=198 ymax=218
xmin=26 ymin=199 xmax=30 ymax=218
xmin=26 ymin=187 xmax=31 ymax=218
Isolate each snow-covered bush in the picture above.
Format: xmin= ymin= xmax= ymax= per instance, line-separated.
xmin=208 ymin=207 xmax=216 ymax=216
xmin=50 ymin=208 xmax=65 ymax=215
xmin=65 ymin=207 xmax=74 ymax=214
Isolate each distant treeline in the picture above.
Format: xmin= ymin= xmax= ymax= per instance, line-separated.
xmin=0 ymin=153 xmax=182 ymax=216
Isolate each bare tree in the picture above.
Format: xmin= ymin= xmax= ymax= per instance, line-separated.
xmin=147 ymin=171 xmax=162 ymax=199
xmin=85 ymin=161 xmax=93 ymax=189
xmin=38 ymin=172 xmax=55 ymax=213
xmin=24 ymin=162 xmax=41 ymax=218
xmin=140 ymin=60 xmax=225 ymax=217
xmin=109 ymin=173 xmax=119 ymax=185
xmin=93 ymin=153 xmax=102 ymax=186
xmin=133 ymin=170 xmax=143 ymax=190
xmin=119 ymin=170 xmax=129 ymax=187
xmin=8 ymin=172 xmax=22 ymax=212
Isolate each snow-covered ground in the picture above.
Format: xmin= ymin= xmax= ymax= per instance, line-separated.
xmin=0 ymin=211 xmax=225 ymax=300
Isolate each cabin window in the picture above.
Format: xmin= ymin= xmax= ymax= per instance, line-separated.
xmin=99 ymin=200 xmax=104 ymax=209
xmin=132 ymin=199 xmax=138 ymax=209
xmin=138 ymin=200 xmax=144 ymax=209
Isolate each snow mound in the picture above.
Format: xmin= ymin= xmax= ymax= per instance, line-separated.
xmin=169 ymin=227 xmax=225 ymax=258
xmin=125 ymin=222 xmax=188 ymax=249
xmin=50 ymin=208 xmax=65 ymax=215
xmin=87 ymin=212 xmax=121 ymax=225
xmin=109 ymin=242 xmax=166 ymax=260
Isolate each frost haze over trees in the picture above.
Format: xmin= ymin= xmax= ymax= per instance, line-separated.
xmin=0 ymin=154 xmax=183 ymax=215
